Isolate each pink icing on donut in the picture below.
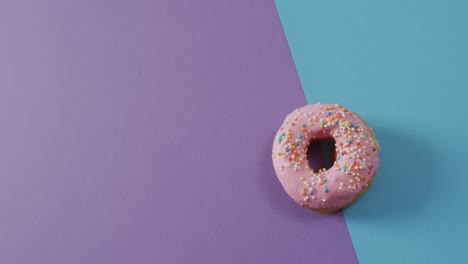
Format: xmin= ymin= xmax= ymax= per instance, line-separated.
xmin=272 ymin=104 xmax=380 ymax=212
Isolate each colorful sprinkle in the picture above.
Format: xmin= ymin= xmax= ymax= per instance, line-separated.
xmin=278 ymin=133 xmax=285 ymax=142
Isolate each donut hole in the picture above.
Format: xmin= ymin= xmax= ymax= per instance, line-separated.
xmin=307 ymin=138 xmax=336 ymax=171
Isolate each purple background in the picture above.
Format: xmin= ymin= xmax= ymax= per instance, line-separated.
xmin=0 ymin=0 xmax=357 ymax=263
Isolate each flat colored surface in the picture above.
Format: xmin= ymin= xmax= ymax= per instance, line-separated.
xmin=276 ymin=0 xmax=468 ymax=263
xmin=0 ymin=1 xmax=357 ymax=263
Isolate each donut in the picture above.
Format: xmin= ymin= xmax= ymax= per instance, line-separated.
xmin=272 ymin=103 xmax=380 ymax=213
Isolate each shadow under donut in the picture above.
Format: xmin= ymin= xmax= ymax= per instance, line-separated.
xmin=343 ymin=125 xmax=434 ymax=221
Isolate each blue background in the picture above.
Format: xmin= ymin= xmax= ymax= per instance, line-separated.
xmin=276 ymin=0 xmax=468 ymax=263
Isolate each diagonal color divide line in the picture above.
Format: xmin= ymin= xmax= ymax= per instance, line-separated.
xmin=275 ymin=0 xmax=468 ymax=263
xmin=0 ymin=0 xmax=357 ymax=263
